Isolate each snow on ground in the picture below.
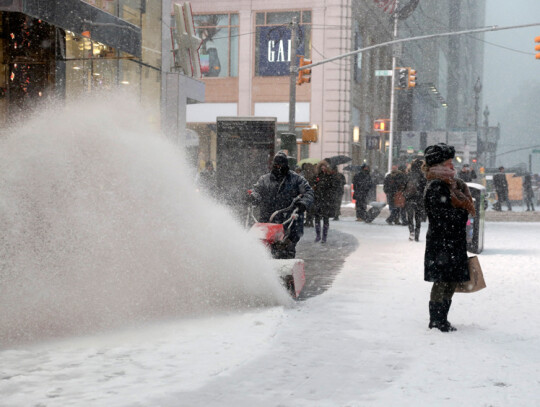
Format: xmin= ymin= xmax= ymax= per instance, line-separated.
xmin=1 ymin=218 xmax=540 ymax=406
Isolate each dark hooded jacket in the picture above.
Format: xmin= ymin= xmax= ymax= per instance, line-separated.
xmin=424 ymin=178 xmax=470 ymax=283
xmin=251 ymin=170 xmax=314 ymax=243
xmin=352 ymin=166 xmax=373 ymax=201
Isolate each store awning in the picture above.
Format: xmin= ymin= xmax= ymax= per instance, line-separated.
xmin=0 ymin=0 xmax=142 ymax=58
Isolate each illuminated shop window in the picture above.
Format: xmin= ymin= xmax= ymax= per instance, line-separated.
xmin=255 ymin=10 xmax=311 ymax=77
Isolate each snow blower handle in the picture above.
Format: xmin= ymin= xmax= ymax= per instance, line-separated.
xmin=245 ymin=189 xmax=259 ymax=228
xmin=269 ymin=195 xmax=303 ymax=224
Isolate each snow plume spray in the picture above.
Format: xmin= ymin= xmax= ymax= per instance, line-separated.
xmin=0 ymin=92 xmax=290 ymax=346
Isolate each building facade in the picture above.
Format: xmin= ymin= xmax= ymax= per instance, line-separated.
xmin=185 ymin=0 xmax=487 ymax=171
xmin=185 ymin=0 xmax=358 ymax=168
xmin=0 ymin=0 xmax=204 ymax=145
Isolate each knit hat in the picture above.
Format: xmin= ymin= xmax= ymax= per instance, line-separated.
xmin=424 ymin=143 xmax=455 ymax=166
xmin=273 ymin=151 xmax=289 ymax=167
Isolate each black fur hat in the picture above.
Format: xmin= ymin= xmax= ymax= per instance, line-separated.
xmin=424 ymin=143 xmax=455 ymax=166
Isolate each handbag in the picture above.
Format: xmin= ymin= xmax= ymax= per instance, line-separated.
xmin=394 ymin=191 xmax=405 ymax=208
xmin=455 ymin=256 xmax=486 ymax=293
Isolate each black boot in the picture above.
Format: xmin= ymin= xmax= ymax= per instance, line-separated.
xmin=315 ymin=224 xmax=321 ymax=242
xmin=321 ymin=224 xmax=329 ymax=243
xmin=414 ymin=228 xmax=420 ymax=242
xmin=429 ymin=301 xmax=456 ymax=332
xmin=442 ymin=299 xmax=457 ymax=331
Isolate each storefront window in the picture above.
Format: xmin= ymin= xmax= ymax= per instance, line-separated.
xmin=82 ymin=0 xmax=144 ymax=27
xmin=190 ymin=13 xmax=239 ymax=78
xmin=255 ymin=10 xmax=311 ymax=77
xmin=65 ymin=32 xmax=120 ymax=100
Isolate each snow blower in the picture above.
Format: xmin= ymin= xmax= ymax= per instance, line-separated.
xmin=247 ymin=195 xmax=306 ymax=298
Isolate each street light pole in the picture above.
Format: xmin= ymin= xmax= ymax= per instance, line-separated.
xmin=288 ymin=17 xmax=299 ymax=133
xmin=473 ymin=77 xmax=482 ymax=164
xmin=483 ymin=105 xmax=490 ymax=166
xmin=387 ymin=1 xmax=400 ymax=173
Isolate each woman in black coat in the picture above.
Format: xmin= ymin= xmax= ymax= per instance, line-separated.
xmin=423 ymin=144 xmax=476 ymax=332
xmin=404 ymin=158 xmax=426 ymax=241
xmin=313 ymin=160 xmax=340 ymax=243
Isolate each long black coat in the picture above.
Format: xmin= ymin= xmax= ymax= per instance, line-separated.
xmin=493 ymin=173 xmax=509 ymax=199
xmin=313 ymin=172 xmax=342 ymax=218
xmin=352 ymin=170 xmax=373 ymax=201
xmin=424 ymin=179 xmax=469 ymax=283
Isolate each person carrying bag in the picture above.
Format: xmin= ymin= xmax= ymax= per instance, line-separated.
xmin=422 ymin=143 xmax=478 ymax=332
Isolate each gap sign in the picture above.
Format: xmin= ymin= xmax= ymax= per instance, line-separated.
xmin=258 ymin=26 xmax=304 ymax=76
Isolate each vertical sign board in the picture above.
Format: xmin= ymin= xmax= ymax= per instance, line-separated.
xmin=216 ymin=117 xmax=277 ymax=216
xmin=258 ymin=26 xmax=304 ymax=76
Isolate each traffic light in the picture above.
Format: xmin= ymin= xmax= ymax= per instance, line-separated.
xmin=374 ymin=119 xmax=390 ymax=133
xmin=396 ymin=67 xmax=408 ymax=89
xmin=297 ymin=56 xmax=312 ymax=85
xmin=408 ymin=68 xmax=416 ymax=88
xmin=535 ymin=36 xmax=540 ymax=59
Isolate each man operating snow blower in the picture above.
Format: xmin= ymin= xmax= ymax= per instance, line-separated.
xmin=249 ymin=151 xmax=314 ymax=259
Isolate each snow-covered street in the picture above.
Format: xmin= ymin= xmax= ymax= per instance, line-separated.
xmin=2 ymin=217 xmax=539 ymax=406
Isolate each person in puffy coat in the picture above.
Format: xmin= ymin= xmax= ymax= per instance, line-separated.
xmin=312 ymin=160 xmax=341 ymax=243
xmin=251 ymin=151 xmax=314 ymax=259
xmin=404 ymin=158 xmax=426 ymax=242
xmin=423 ymin=143 xmax=476 ymax=332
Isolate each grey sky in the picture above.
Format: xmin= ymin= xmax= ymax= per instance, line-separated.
xmin=483 ymin=0 xmax=540 ymax=168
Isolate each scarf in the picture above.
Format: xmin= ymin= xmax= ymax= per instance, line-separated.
xmin=426 ymin=165 xmax=476 ymax=216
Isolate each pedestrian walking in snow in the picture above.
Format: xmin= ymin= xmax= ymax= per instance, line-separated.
xmin=333 ymin=167 xmax=346 ymax=220
xmin=493 ymin=166 xmax=512 ymax=211
xmin=312 ymin=160 xmax=341 ymax=243
xmin=383 ymin=165 xmax=406 ymax=225
xmin=404 ymin=158 xmax=426 ymax=241
xmin=423 ymin=143 xmax=476 ymax=332
xmin=398 ymin=164 xmax=409 ymax=226
xmin=523 ymin=173 xmax=535 ymax=211
xmin=301 ymin=163 xmax=317 ymax=227
xmin=352 ymin=163 xmax=373 ymax=222
xmin=457 ymin=164 xmax=477 ymax=183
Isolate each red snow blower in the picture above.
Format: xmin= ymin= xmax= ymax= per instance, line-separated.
xmin=247 ymin=195 xmax=306 ymax=298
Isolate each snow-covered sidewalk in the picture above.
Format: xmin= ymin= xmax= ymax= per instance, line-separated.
xmin=1 ymin=219 xmax=539 ymax=406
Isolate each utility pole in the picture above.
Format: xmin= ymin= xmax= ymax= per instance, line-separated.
xmin=387 ymin=1 xmax=400 ymax=173
xmin=474 ymin=77 xmax=482 ymax=166
xmin=288 ymin=16 xmax=299 ymax=133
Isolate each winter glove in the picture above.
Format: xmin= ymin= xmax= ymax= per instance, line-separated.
xmin=246 ymin=190 xmax=255 ymax=204
xmin=295 ymin=201 xmax=306 ymax=213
